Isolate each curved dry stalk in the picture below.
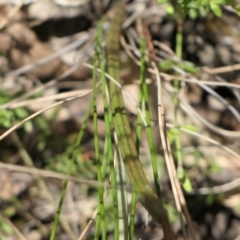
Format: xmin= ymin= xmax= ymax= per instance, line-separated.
xmin=196 ymin=177 xmax=240 ymax=195
xmin=167 ymin=123 xmax=240 ymax=160
xmin=154 ymin=62 xmax=197 ymax=240
xmin=6 ymin=89 xmax=92 ymax=109
xmin=180 ymin=100 xmax=240 ymax=138
xmin=0 ymin=162 xmax=107 ymax=188
xmin=204 ymin=63 xmax=240 ymax=75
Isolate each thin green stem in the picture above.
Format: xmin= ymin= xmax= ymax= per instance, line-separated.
xmin=174 ymin=13 xmax=184 ymax=168
xmin=140 ymin=38 xmax=162 ymax=199
xmin=93 ymin=52 xmax=106 ymax=239
xmin=98 ymin=18 xmax=119 ymax=240
xmin=50 ymin=96 xmax=95 ymax=240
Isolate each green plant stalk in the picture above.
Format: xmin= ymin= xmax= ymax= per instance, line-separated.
xmin=98 ymin=19 xmax=120 ymax=240
xmin=129 ymin=192 xmax=137 ymax=240
xmin=140 ymin=38 xmax=162 ymax=199
xmin=106 ymin=2 xmax=173 ymax=239
xmin=174 ymin=12 xmax=183 ymax=168
xmin=93 ymin=54 xmax=106 ymax=240
xmin=50 ymin=96 xmax=95 ymax=240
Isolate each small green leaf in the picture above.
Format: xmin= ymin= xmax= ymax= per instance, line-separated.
xmin=177 ymin=167 xmax=185 ymax=181
xmin=159 ymin=59 xmax=174 ymax=71
xmin=0 ymin=90 xmax=12 ymax=104
xmin=3 ymin=206 xmax=16 ymax=217
xmin=189 ymin=8 xmax=198 ymax=19
xmin=0 ymin=110 xmax=14 ymax=127
xmin=14 ymin=107 xmax=28 ymax=119
xmin=167 ymin=128 xmax=179 ymax=144
xmin=225 ymin=0 xmax=233 ymax=5
xmin=178 ymin=61 xmax=198 ymax=73
xmin=187 ymin=1 xmax=200 ymax=8
xmin=1 ymin=221 xmax=13 ymax=235
xmin=181 ymin=124 xmax=198 ymax=132
xmin=210 ymin=3 xmax=222 ymax=16
xmin=235 ymin=4 xmax=240 ymax=16
xmin=182 ymin=175 xmax=193 ymax=193
xmin=199 ymin=6 xmax=209 ymax=17
xmin=166 ymin=3 xmax=175 ymax=15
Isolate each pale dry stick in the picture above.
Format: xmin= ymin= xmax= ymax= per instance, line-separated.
xmin=154 ymin=62 xmax=197 ymax=240
xmin=166 ymin=123 xmax=240 ymax=161
xmin=0 ymin=64 xmax=81 ymax=110
xmin=154 ymin=61 xmax=186 ymax=238
xmin=234 ymin=235 xmax=240 ymax=240
xmin=54 ymin=0 xmax=90 ymax=7
xmin=77 ymin=208 xmax=98 ymax=240
xmin=74 ymin=31 xmax=96 ymax=62
xmin=153 ymin=40 xmax=176 ymax=58
xmin=0 ymin=0 xmax=34 ymax=4
xmin=197 ymin=177 xmax=240 ymax=195
xmin=0 ymin=162 xmax=107 ymax=188
xmin=166 ymin=125 xmax=240 ymax=195
xmin=204 ymin=63 xmax=240 ymax=75
xmin=6 ymin=31 xmax=91 ymax=77
xmin=163 ymin=68 xmax=240 ymax=138
xmin=1 ymin=215 xmax=27 ymax=240
xmin=213 ymin=75 xmax=240 ymax=103
xmin=7 ymin=89 xmax=92 ymax=109
xmin=0 ymin=1 xmax=22 ymax=29
xmin=122 ymin=2 xmax=145 ymax=29
xmin=160 ymin=72 xmax=240 ymax=89
xmin=0 ymin=87 xmax=95 ymax=140
xmin=77 ymin=190 xmax=110 ymax=240
xmin=180 ymin=100 xmax=240 ymax=138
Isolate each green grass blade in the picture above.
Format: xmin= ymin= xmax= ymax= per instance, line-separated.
xmin=50 ymin=95 xmax=95 ymax=240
